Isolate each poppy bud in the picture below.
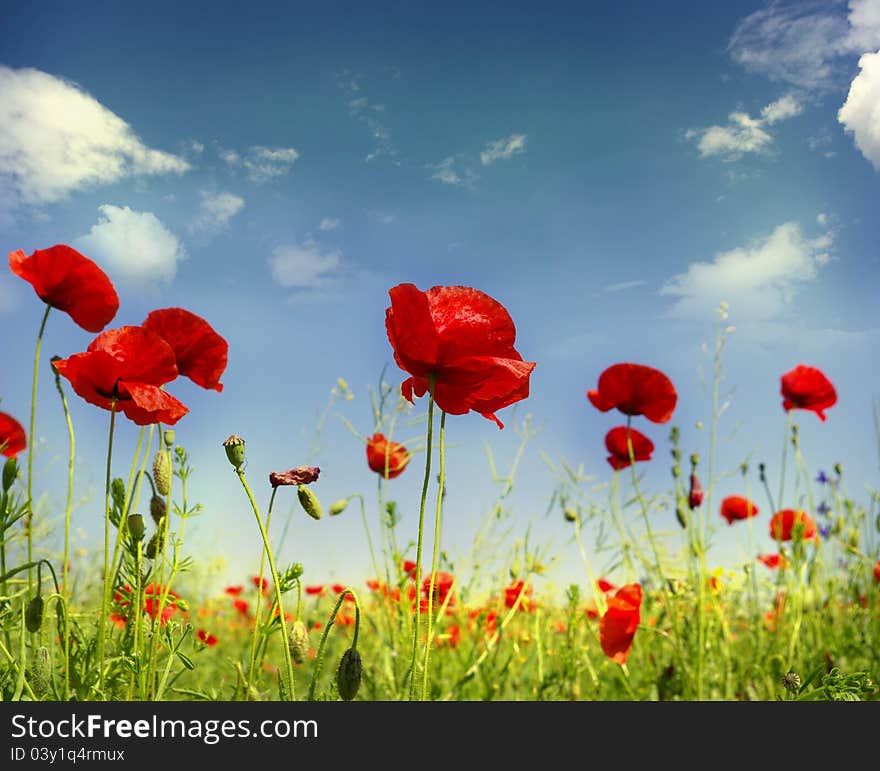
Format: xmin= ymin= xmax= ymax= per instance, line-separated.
xmin=288 ymin=620 xmax=310 ymax=664
xmin=329 ymin=498 xmax=349 ymax=517
xmin=150 ymin=494 xmax=167 ymax=525
xmin=297 ymin=485 xmax=323 ymax=521
xmin=111 ymin=477 xmax=126 ymax=512
xmin=675 ymin=503 xmax=689 ymax=529
xmin=25 ymin=595 xmax=44 ymax=633
xmin=689 ymin=453 xmax=699 ymax=468
xmin=146 ymin=532 xmax=161 ymax=560
xmin=127 ymin=514 xmax=146 ymax=540
xmin=2 ymin=456 xmax=18 ymax=493
xmin=163 ymin=429 xmax=175 ymax=449
xmin=223 ymin=435 xmax=246 ymax=469
xmin=153 ymin=451 xmax=172 ymax=496
xmin=30 ymin=646 xmax=52 ymax=697
xmin=290 ymin=562 xmax=304 ymax=579
xmin=688 ymin=473 xmax=704 ymax=510
xmin=833 ymin=462 xmax=842 ymax=477
xmin=563 ymin=507 xmax=579 ymax=523
xmin=846 ymin=528 xmax=860 ymax=549
xmin=336 ymin=647 xmax=362 ymax=701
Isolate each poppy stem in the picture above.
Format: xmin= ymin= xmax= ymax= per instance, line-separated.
xmin=245 ymin=486 xmax=278 ymax=700
xmin=307 ymin=588 xmax=361 ymax=701
xmin=777 ymin=412 xmax=793 ymax=512
xmin=97 ymin=401 xmax=117 ymax=697
xmin=421 ymin=409 xmax=447 ymax=701
xmin=408 ymin=375 xmax=436 ymax=701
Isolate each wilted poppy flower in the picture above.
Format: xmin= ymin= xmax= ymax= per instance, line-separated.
xmin=269 ymin=465 xmax=320 ymax=487
xmin=9 ymin=244 xmax=119 ymax=332
xmin=770 ymin=509 xmax=818 ymax=542
xmin=599 ymin=583 xmax=642 ymax=664
xmin=0 ymin=412 xmax=26 ymax=458
xmin=504 ymin=580 xmax=534 ymax=611
xmin=422 ymin=571 xmax=455 ymax=606
xmin=688 ymin=473 xmax=704 ymax=509
xmin=142 ymin=308 xmax=228 ymax=392
xmin=758 ymin=553 xmax=787 ymax=570
xmin=52 ymin=326 xmax=188 ymax=426
xmin=587 ymin=363 xmax=677 ymax=424
xmin=365 ymin=433 xmax=411 ymax=479
xmin=780 ymin=364 xmax=837 ymax=422
xmin=384 ymin=283 xmax=536 ymax=429
xmin=197 ymin=629 xmax=218 ymax=647
xmin=604 ymin=426 xmax=654 ymax=470
xmin=720 ymin=495 xmax=759 ymax=525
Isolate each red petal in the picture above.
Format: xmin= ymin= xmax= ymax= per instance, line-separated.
xmin=120 ymin=382 xmax=189 ymax=426
xmin=87 ymin=326 xmax=179 ymax=386
xmin=588 ymin=363 xmax=677 ymax=423
xmin=780 ymin=365 xmax=836 ymax=421
xmin=142 ymin=308 xmax=228 ymax=392
xmin=52 ymin=350 xmax=127 ymax=412
xmin=385 ymin=284 xmax=441 ymax=378
xmin=600 ymin=583 xmax=642 ymax=664
xmin=0 ymin=412 xmax=27 ymax=458
xmin=604 ymin=426 xmax=654 ymax=469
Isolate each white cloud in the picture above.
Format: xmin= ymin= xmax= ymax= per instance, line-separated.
xmin=686 ymin=94 xmax=802 ymax=160
xmin=221 ymin=145 xmax=299 ymax=182
xmin=838 ymin=48 xmax=880 ymax=170
xmin=319 ymin=217 xmax=341 ymax=231
xmin=603 ymin=280 xmax=646 ymax=293
xmin=338 ymin=71 xmax=397 ymax=163
xmin=728 ymin=0 xmax=880 ymax=89
xmin=268 ymin=240 xmax=343 ymax=288
xmin=0 ymin=65 xmax=190 ymax=212
xmin=191 ymin=191 xmax=245 ymax=234
xmin=659 ymin=221 xmax=833 ymax=321
xmin=480 ymin=133 xmax=527 ymax=165
xmin=76 ymin=205 xmax=187 ymax=286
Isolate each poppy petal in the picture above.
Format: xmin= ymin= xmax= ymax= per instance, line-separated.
xmin=385 ymin=284 xmax=442 ymax=378
xmin=0 ymin=412 xmax=27 ymax=458
xmin=119 ymin=382 xmax=189 ymax=426
xmin=600 ymin=583 xmax=642 ymax=664
xmin=588 ymin=363 xmax=677 ymax=423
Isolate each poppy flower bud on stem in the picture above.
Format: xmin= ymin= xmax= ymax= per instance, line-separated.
xmin=223 ymin=434 xmax=246 ymax=470
xmin=25 ymin=595 xmax=44 ymax=633
xmin=329 ymin=498 xmax=350 ymax=516
xmin=153 ymin=451 xmax=172 ymax=497
xmin=688 ymin=472 xmax=704 ymax=510
xmin=336 ymin=647 xmax=362 ymax=701
xmin=30 ymin=646 xmax=52 ymax=698
xmin=2 ymin=456 xmax=18 ymax=493
xmin=288 ymin=620 xmax=310 ymax=664
xmin=150 ymin=495 xmax=167 ymax=526
xmin=163 ymin=429 xmax=175 ymax=449
xmin=128 ymin=514 xmax=146 ymax=540
xmin=298 ymin=485 xmax=323 ymax=521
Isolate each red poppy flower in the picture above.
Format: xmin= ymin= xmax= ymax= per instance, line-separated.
xmin=269 ymin=465 xmax=320 ymax=487
xmin=874 ymin=561 xmax=880 ymax=583
xmin=504 ymin=580 xmax=534 ymax=611
xmin=142 ymin=308 xmax=228 ymax=392
xmin=197 ymin=629 xmax=218 ymax=647
xmin=52 ymin=326 xmax=188 ymax=426
xmin=585 ymin=579 xmax=616 ymax=619
xmin=9 ymin=244 xmax=119 ymax=332
xmin=587 ymin=363 xmax=677 ymax=424
xmin=604 ymin=426 xmax=654 ymax=470
xmin=720 ymin=495 xmax=759 ymax=525
xmin=109 ymin=612 xmax=127 ymax=629
xmin=437 ymin=624 xmax=461 ymax=649
xmin=305 ymin=585 xmax=325 ymax=596
xmin=596 ymin=579 xmax=616 ymax=593
xmin=331 ymin=583 xmax=346 ymax=595
xmin=402 ymin=559 xmax=418 ymax=579
xmin=365 ymin=433 xmax=411 ymax=479
xmin=770 ymin=509 xmax=818 ymax=542
xmin=688 ymin=472 xmax=704 ymax=509
xmin=422 ymin=571 xmax=455 ymax=606
xmin=385 ymin=283 xmax=536 ymax=429
xmin=0 ymin=412 xmax=26 ymax=458
xmin=780 ymin=364 xmax=837 ymax=422
xmin=224 ymin=585 xmax=244 ymax=596
xmin=757 ymin=553 xmax=787 ymax=570
xmin=252 ymin=576 xmax=270 ymax=594
xmin=599 ymin=583 xmax=642 ymax=664
xmin=233 ymin=598 xmax=250 ymax=617
xmin=143 ymin=583 xmax=178 ymax=625
xmin=484 ymin=610 xmax=498 ymax=635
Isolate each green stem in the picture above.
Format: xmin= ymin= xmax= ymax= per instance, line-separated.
xmin=408 ymin=375 xmax=436 ymax=700
xmin=246 ymin=486 xmax=278 ymax=699
xmin=421 ymin=409 xmax=447 ymax=701
xmin=96 ymin=402 xmax=117 ymax=696
xmin=307 ymin=589 xmax=362 ymax=701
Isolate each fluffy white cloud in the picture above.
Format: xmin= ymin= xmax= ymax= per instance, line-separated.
xmin=268 ymin=240 xmax=342 ymax=288
xmin=191 ymin=191 xmax=245 ymax=234
xmin=686 ymin=94 xmax=802 ymax=160
xmin=480 ymin=133 xmax=527 ymax=165
xmin=319 ymin=217 xmax=341 ymax=231
xmin=223 ymin=145 xmax=299 ymax=182
xmin=838 ymin=49 xmax=880 ymax=170
xmin=76 ymin=205 xmax=187 ymax=285
xmin=428 ymin=156 xmax=479 ymax=187
xmin=0 ymin=65 xmax=189 ymax=210
xmin=659 ymin=221 xmax=833 ymax=321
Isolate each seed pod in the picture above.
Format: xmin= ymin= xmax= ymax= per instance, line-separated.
xmin=563 ymin=507 xmax=579 ymax=523
xmin=297 ymin=485 xmax=323 ymax=521
xmin=222 ymin=435 xmax=246 ymax=469
xmin=127 ymin=514 xmax=146 ymax=540
xmin=329 ymin=498 xmax=349 ymax=517
xmin=146 ymin=532 xmax=162 ymax=560
xmin=30 ymin=646 xmax=52 ymax=697
xmin=288 ymin=620 xmax=310 ymax=664
xmin=336 ymin=647 xmax=362 ymax=701
xmin=150 ymin=494 xmax=167 ymax=526
xmin=153 ymin=451 xmax=172 ymax=496
xmin=25 ymin=595 xmax=44 ymax=633
xmin=2 ymin=456 xmax=18 ymax=493
xmin=163 ymin=429 xmax=175 ymax=449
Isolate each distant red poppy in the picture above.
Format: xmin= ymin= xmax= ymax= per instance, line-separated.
xmin=142 ymin=308 xmax=228 ymax=392
xmin=384 ymin=283 xmax=536 ymax=429
xmin=224 ymin=585 xmax=244 ymax=596
xmin=143 ymin=583 xmax=179 ymax=625
xmin=437 ymin=624 xmax=461 ymax=649
xmin=109 ymin=612 xmax=127 ymax=629
xmin=233 ymin=598 xmax=250 ymax=617
xmin=770 ymin=509 xmax=818 ymax=542
xmin=402 ymin=560 xmax=418 ymax=579
xmin=504 ymin=580 xmax=534 ymax=611
xmin=587 ymin=363 xmax=677 ymax=424
xmin=331 ymin=583 xmax=346 ymax=595
xmin=305 ymin=585 xmax=325 ymax=596
xmin=780 ymin=364 xmax=837 ymax=422
xmin=52 ymin=326 xmax=188 ymax=426
xmin=252 ymin=576 xmax=270 ymax=595
xmin=269 ymin=465 xmax=320 ymax=487
xmin=9 ymin=244 xmax=119 ymax=332
xmin=688 ymin=473 xmax=704 ymax=509
xmin=757 ymin=553 xmax=787 ymax=570
xmin=720 ymin=495 xmax=759 ymax=525
xmin=197 ymin=629 xmax=218 ymax=647
xmin=422 ymin=572 xmax=455 ymax=606
xmin=874 ymin=561 xmax=880 ymax=583
xmin=0 ymin=412 xmax=26 ymax=458
xmin=599 ymin=583 xmax=642 ymax=664
xmin=604 ymin=426 xmax=654 ymax=470
xmin=365 ymin=433 xmax=411 ymax=479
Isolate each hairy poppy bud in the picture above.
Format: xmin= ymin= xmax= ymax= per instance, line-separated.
xmin=146 ymin=532 xmax=162 ymax=560
xmin=223 ymin=435 xmax=246 ymax=469
xmin=30 ymin=646 xmax=52 ymax=697
xmin=127 ymin=514 xmax=145 ymax=540
xmin=563 ymin=507 xmax=579 ymax=523
xmin=675 ymin=503 xmax=689 ymax=529
xmin=111 ymin=477 xmax=126 ymax=512
xmin=153 ymin=451 xmax=172 ymax=496
xmin=25 ymin=595 xmax=44 ymax=633
xmin=150 ymin=494 xmax=167 ymax=525
xmin=336 ymin=647 xmax=362 ymax=701
xmin=688 ymin=473 xmax=704 ymax=510
xmin=2 ymin=456 xmax=18 ymax=493
xmin=297 ymin=485 xmax=323 ymax=521
xmin=329 ymin=498 xmax=349 ymax=516
xmin=288 ymin=620 xmax=310 ymax=664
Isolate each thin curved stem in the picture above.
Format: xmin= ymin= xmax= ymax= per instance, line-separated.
xmin=97 ymin=402 xmax=117 ymax=696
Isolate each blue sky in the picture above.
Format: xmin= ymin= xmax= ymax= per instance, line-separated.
xmin=1 ymin=0 xmax=879 ymax=603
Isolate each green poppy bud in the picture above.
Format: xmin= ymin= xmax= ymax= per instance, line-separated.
xmin=111 ymin=477 xmax=126 ymax=512
xmin=25 ymin=595 xmax=44 ymax=633
xmin=563 ymin=507 xmax=578 ymax=523
xmin=336 ymin=647 xmax=362 ymax=701
xmin=2 ymin=456 xmax=18 ymax=493
xmin=146 ymin=532 xmax=162 ymax=560
xmin=223 ymin=435 xmax=246 ymax=469
xmin=288 ymin=620 xmax=310 ymax=664
xmin=127 ymin=514 xmax=146 ymax=540
xmin=329 ymin=498 xmax=349 ymax=516
xmin=153 ymin=451 xmax=172 ymax=496
xmin=297 ymin=485 xmax=323 ymax=521
xmin=30 ymin=646 xmax=52 ymax=698
xmin=150 ymin=494 xmax=167 ymax=526
xmin=675 ymin=503 xmax=689 ymax=529
xmin=163 ymin=429 xmax=175 ymax=449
